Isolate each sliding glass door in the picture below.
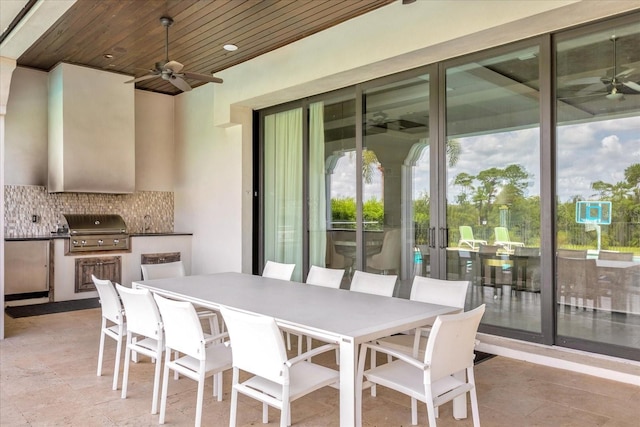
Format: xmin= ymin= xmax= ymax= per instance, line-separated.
xmin=362 ymin=73 xmax=431 ymax=286
xmin=257 ymin=12 xmax=640 ymax=360
xmin=444 ymin=43 xmax=542 ymax=333
xmin=555 ymin=19 xmax=640 ymax=356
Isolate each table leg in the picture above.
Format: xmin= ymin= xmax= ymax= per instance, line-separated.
xmin=340 ymin=337 xmax=358 ymax=427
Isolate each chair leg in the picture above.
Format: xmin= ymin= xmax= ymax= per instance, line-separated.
xmin=112 ymin=325 xmax=124 ymax=390
xmin=214 ymin=372 xmax=222 ymax=402
xmin=468 ymin=367 xmax=481 ymax=427
xmin=195 ymin=362 xmax=206 ymax=427
xmin=97 ymin=320 xmax=106 ymax=376
xmin=120 ymin=337 xmax=132 ymax=399
xmin=411 ymin=397 xmax=418 ymax=425
xmin=425 ymin=390 xmax=437 ymax=427
xmin=230 ymin=369 xmax=239 ymax=427
xmin=370 ymin=349 xmax=377 ymax=396
xmin=159 ymin=351 xmax=172 ymax=425
xmin=151 ymin=347 xmax=163 ymax=415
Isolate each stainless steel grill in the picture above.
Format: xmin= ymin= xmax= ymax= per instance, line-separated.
xmin=63 ymin=214 xmax=129 ymax=253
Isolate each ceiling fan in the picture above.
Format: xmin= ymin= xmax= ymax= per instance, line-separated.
xmin=125 ymin=16 xmax=223 ymax=92
xmin=563 ymin=35 xmax=639 ymax=101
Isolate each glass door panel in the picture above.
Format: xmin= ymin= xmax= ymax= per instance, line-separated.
xmin=362 ymin=74 xmax=431 ymax=288
xmin=555 ymin=22 xmax=640 ymax=351
xmin=445 ymin=46 xmax=542 ymax=332
xmin=309 ymin=95 xmax=356 ymax=286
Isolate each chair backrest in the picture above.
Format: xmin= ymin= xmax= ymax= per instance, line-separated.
xmin=306 ymin=265 xmax=345 ymax=288
xmin=220 ymin=306 xmax=288 ymax=384
xmin=557 ymin=257 xmax=598 ymax=291
xmin=494 ymin=227 xmax=510 ymax=242
xmin=598 ymin=250 xmax=634 ymax=261
xmin=141 ymin=261 xmax=186 ymax=280
xmin=478 ymin=244 xmax=500 ymax=255
xmin=514 ymin=246 xmax=540 ymax=257
xmin=370 ymin=229 xmax=401 ymax=270
xmin=153 ymin=294 xmax=206 ymax=360
xmin=350 ymin=270 xmax=397 ymax=297
xmin=410 ymin=276 xmax=468 ymax=309
xmin=557 ymin=248 xmax=587 ymax=259
xmin=116 ymin=284 xmax=162 ymax=338
xmin=424 ymin=304 xmax=485 ymax=383
xmin=459 ymin=226 xmax=474 ymax=241
xmin=262 ymin=260 xmax=296 ymax=281
xmin=92 ymin=275 xmax=124 ymax=324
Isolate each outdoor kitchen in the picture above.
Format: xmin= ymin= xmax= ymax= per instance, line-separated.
xmin=3 ymin=185 xmax=191 ymax=304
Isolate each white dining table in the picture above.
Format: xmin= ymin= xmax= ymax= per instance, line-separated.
xmin=133 ymin=272 xmax=460 ymax=427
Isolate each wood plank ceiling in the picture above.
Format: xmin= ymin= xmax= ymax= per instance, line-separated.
xmin=17 ymin=0 xmax=395 ymax=95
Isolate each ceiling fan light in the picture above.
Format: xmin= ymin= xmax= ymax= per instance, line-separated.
xmin=606 ymin=86 xmax=624 ymax=100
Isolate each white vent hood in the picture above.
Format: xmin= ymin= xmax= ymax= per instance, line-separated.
xmin=48 ymin=63 xmax=135 ymax=193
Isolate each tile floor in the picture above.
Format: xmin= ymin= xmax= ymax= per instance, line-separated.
xmin=1 ymin=308 xmax=639 ymax=427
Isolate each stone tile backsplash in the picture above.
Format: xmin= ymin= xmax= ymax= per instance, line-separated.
xmin=4 ymin=185 xmax=174 ymax=236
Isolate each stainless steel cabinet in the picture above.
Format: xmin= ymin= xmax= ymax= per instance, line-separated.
xmin=4 ymin=241 xmax=50 ymax=295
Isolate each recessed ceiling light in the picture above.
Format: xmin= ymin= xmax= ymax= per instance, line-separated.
xmin=103 ymin=53 xmax=114 ymax=59
xmin=223 ymin=44 xmax=238 ymax=51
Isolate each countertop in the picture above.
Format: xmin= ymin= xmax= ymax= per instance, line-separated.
xmin=4 ymin=232 xmax=192 ymax=241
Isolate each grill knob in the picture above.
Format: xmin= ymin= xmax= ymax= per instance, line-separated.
xmin=72 ymin=240 xmax=78 ymax=245
xmin=114 ymin=239 xmax=120 ymax=245
xmin=81 ymin=240 xmax=87 ymax=246
xmin=97 ymin=240 xmax=104 ymax=246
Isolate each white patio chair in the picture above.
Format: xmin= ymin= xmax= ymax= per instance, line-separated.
xmin=221 ymin=306 xmax=339 ymax=427
xmin=263 ymin=260 xmax=299 ymax=353
xmin=116 ymin=284 xmax=164 ymax=414
xmin=357 ymin=305 xmax=485 ymax=427
xmin=92 ymin=275 xmax=126 ymax=391
xmin=350 ymin=270 xmax=397 ymax=297
xmin=306 ymin=265 xmax=345 ymax=288
xmin=376 ymin=277 xmax=470 ymax=359
xmin=262 ymin=260 xmax=296 ymax=281
xmin=154 ymin=294 xmax=232 ymax=427
xmin=141 ymin=261 xmax=220 ymax=336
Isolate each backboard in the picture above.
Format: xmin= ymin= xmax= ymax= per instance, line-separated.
xmin=576 ymin=201 xmax=612 ymax=225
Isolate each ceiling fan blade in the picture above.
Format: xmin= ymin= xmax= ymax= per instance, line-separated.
xmin=575 ymin=82 xmax=608 ymax=97
xmin=623 ymin=81 xmax=640 ymax=92
xmin=616 ymin=68 xmax=635 ymax=78
xmin=182 ymin=71 xmax=223 ymax=84
xmin=563 ymin=76 xmax=603 ymax=86
xmin=164 ymin=60 xmax=184 ymax=73
xmin=125 ymin=74 xmax=160 ymax=84
xmin=169 ymin=75 xmax=192 ymax=92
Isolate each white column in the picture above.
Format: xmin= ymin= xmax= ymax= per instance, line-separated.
xmin=0 ymin=56 xmax=17 ymax=340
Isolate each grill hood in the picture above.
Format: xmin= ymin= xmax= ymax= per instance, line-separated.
xmin=63 ymin=214 xmax=127 ymax=235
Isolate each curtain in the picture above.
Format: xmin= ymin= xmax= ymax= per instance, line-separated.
xmin=264 ymin=108 xmax=303 ymax=281
xmin=309 ymin=102 xmax=327 ymax=267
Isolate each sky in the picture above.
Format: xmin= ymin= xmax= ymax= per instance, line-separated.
xmin=329 ymin=115 xmax=640 ymax=204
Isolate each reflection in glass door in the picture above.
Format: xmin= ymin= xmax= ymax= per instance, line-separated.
xmin=445 ymin=46 xmax=542 ymax=333
xmin=555 ymin=21 xmax=640 ymax=354
xmin=362 ymin=74 xmax=431 ymax=286
xmin=309 ymin=94 xmax=356 ymax=286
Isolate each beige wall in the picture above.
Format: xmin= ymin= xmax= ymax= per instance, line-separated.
xmin=135 ymin=90 xmax=175 ymax=191
xmin=174 ymin=85 xmax=242 ymax=274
